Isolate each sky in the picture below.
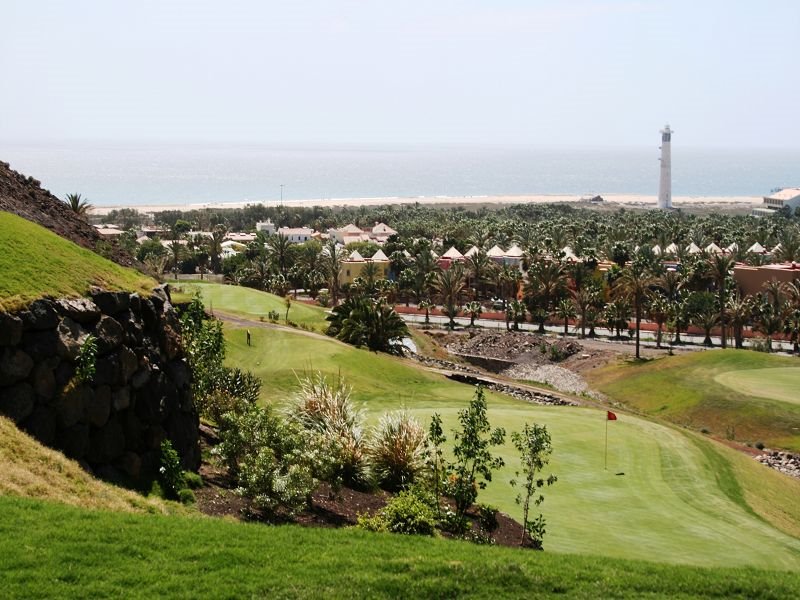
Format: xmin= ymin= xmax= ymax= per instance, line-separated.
xmin=1 ymin=0 xmax=798 ymax=148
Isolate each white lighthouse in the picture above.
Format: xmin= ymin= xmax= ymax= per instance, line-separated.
xmin=657 ymin=124 xmax=673 ymax=209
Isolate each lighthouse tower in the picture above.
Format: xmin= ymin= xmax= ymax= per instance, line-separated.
xmin=657 ymin=124 xmax=673 ymax=209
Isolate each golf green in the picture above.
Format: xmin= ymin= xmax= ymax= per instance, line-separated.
xmin=715 ymin=367 xmax=800 ymax=406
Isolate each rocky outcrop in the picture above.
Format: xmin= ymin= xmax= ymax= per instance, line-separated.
xmin=0 ymin=285 xmax=199 ymax=480
xmin=756 ymin=451 xmax=800 ymax=480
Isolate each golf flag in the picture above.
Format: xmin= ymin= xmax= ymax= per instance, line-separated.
xmin=607 ymin=411 xmax=617 ymax=421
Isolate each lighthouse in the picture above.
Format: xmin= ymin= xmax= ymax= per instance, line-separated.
xmin=657 ymin=124 xmax=673 ymax=209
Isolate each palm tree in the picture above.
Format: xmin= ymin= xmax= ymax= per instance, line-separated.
xmin=727 ymin=293 xmax=751 ymax=350
xmin=64 ymin=193 xmax=93 ymax=218
xmin=648 ymin=294 xmax=670 ymax=349
xmin=524 ymin=261 xmax=566 ymax=333
xmin=466 ymin=251 xmax=492 ymax=299
xmin=327 ymin=298 xmax=409 ymax=355
xmin=613 ymin=261 xmax=654 ymax=359
xmin=268 ymin=233 xmax=294 ymax=277
xmin=783 ymin=307 xmax=800 ymax=354
xmin=555 ymin=298 xmax=576 ymax=337
xmin=418 ymin=299 xmax=434 ymax=325
xmin=208 ymin=224 xmax=227 ymax=273
xmin=572 ymin=285 xmax=599 ymax=339
xmin=754 ymin=301 xmax=784 ymax=353
xmin=463 ymin=300 xmax=483 ymax=327
xmin=507 ymin=300 xmax=527 ymax=331
xmin=323 ymin=240 xmax=344 ymax=305
xmin=435 ymin=264 xmax=466 ymax=329
xmin=708 ymin=255 xmax=735 ymax=348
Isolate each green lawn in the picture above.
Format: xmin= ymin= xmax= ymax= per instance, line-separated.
xmin=715 ymin=367 xmax=800 ymax=406
xmin=2 ymin=495 xmax=800 ymax=599
xmin=588 ymin=350 xmax=800 ymax=451
xmin=225 ymin=325 xmax=800 ymax=569
xmin=0 ymin=211 xmax=155 ymax=310
xmin=179 ymin=282 xmax=329 ymax=332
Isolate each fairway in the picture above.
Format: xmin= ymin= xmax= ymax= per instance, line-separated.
xmin=716 ymin=367 xmax=800 ymax=406
xmin=226 ymin=324 xmax=800 ymax=569
xmin=180 ymin=282 xmax=329 ymax=332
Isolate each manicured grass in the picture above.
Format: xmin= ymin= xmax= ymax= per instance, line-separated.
xmin=0 ymin=211 xmax=155 ymax=310
xmin=715 ymin=367 xmax=800 ymax=406
xmin=226 ymin=325 xmax=800 ymax=569
xmin=588 ymin=350 xmax=800 ymax=451
xmin=2 ymin=495 xmax=800 ymax=599
xmin=180 ymin=282 xmax=329 ymax=332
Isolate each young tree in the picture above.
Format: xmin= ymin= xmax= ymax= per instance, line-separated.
xmin=463 ymin=300 xmax=483 ymax=327
xmin=65 ymin=192 xmax=93 ymax=218
xmin=555 ymin=298 xmax=576 ymax=337
xmin=447 ymin=387 xmax=506 ymax=529
xmin=510 ymin=423 xmax=557 ymax=549
xmin=435 ymin=263 xmax=466 ymax=329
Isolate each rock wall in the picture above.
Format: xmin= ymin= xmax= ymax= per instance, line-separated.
xmin=0 ymin=286 xmax=199 ymax=480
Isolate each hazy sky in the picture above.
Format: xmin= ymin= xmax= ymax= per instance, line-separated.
xmin=2 ymin=0 xmax=798 ymax=148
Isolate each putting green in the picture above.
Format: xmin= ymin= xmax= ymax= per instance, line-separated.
xmin=226 ymin=324 xmax=800 ymax=569
xmin=715 ymin=368 xmax=800 ymax=406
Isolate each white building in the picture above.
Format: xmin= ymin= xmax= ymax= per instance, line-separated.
xmin=277 ymin=227 xmax=314 ymax=243
xmin=751 ymin=188 xmax=800 ymax=217
xmin=256 ymin=220 xmax=276 ymax=235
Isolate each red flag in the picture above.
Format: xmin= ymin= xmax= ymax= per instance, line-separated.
xmin=607 ymin=411 xmax=617 ymax=421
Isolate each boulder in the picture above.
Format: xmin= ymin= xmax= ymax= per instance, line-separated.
xmin=129 ymin=293 xmax=142 ymax=314
xmin=140 ymin=299 xmax=158 ymax=331
xmin=56 ymin=317 xmax=88 ymax=361
xmin=0 ymin=347 xmax=33 ymax=385
xmin=121 ymin=411 xmax=143 ymax=451
xmin=0 ymin=382 xmax=35 ymax=423
xmin=55 ymin=298 xmax=101 ymax=324
xmin=57 ymin=385 xmax=91 ymax=428
xmin=111 ymin=387 xmax=130 ymax=411
xmin=22 ymin=406 xmax=57 ymax=446
xmin=89 ymin=289 xmax=130 ymax=315
xmin=86 ymin=385 xmax=111 ymax=427
xmin=166 ymin=411 xmax=201 ymax=470
xmin=0 ymin=312 xmax=23 ymax=346
xmin=93 ymin=354 xmax=121 ymax=386
xmin=59 ymin=424 xmax=90 ymax=459
xmin=88 ymin=417 xmax=125 ymax=463
xmin=21 ymin=330 xmax=59 ymax=361
xmin=31 ymin=359 xmax=58 ymax=400
xmin=94 ymin=315 xmax=124 ymax=355
xmin=131 ymin=367 xmax=151 ymax=390
xmin=119 ymin=346 xmax=138 ymax=382
xmin=20 ymin=299 xmax=59 ymax=331
xmin=119 ymin=451 xmax=142 ymax=479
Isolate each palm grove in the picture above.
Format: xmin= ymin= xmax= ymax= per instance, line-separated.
xmin=123 ymin=203 xmax=800 ymax=355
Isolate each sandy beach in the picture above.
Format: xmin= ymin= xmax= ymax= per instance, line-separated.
xmin=92 ymin=193 xmax=761 ymax=215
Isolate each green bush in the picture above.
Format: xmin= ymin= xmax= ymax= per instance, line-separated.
xmin=183 ymin=471 xmax=203 ymax=489
xmin=361 ymin=491 xmax=437 ymax=536
xmin=369 ymin=411 xmax=427 ymax=491
xmin=75 ymin=334 xmax=98 ymax=384
xmin=178 ymin=489 xmax=196 ymax=505
xmin=159 ymin=440 xmax=185 ymax=499
xmin=477 ymin=503 xmax=499 ymax=532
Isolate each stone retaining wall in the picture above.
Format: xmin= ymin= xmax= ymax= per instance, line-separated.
xmin=0 ymin=285 xmax=199 ymax=480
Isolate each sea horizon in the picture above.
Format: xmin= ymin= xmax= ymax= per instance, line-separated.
xmin=1 ymin=140 xmax=798 ymax=207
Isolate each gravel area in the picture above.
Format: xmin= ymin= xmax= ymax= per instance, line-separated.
xmin=503 ymin=363 xmax=601 ymax=399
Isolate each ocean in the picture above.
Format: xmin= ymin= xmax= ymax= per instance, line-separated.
xmin=0 ymin=142 xmax=797 ymax=206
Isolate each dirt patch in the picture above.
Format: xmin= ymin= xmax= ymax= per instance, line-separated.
xmin=447 ymin=331 xmax=581 ymax=364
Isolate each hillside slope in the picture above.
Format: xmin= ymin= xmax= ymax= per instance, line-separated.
xmin=0 ymin=160 xmax=132 ymax=266
xmin=0 ymin=211 xmax=154 ymax=310
xmin=0 ymin=417 xmax=172 ymax=514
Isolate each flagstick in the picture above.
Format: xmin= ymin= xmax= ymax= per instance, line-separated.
xmin=604 ymin=418 xmax=608 ymax=471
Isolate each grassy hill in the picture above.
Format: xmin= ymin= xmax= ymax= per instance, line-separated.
xmin=0 ymin=211 xmax=154 ymax=310
xmin=2 ymin=495 xmax=799 ymax=599
xmin=588 ymin=350 xmax=800 ymax=451
xmin=0 ymin=417 xmax=172 ymax=514
xmin=225 ymin=323 xmax=800 ymax=569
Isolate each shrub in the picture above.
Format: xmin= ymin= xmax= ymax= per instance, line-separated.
xmin=755 ymin=441 xmax=765 ymax=450
xmin=159 ymin=440 xmax=185 ymax=499
xmin=288 ymin=373 xmax=370 ymax=488
xmin=183 ymin=471 xmax=203 ymax=489
xmin=477 ymin=503 xmax=499 ymax=532
xmin=317 ymin=290 xmax=330 ymax=307
xmin=267 ymin=310 xmax=280 ymax=322
xmin=75 ymin=334 xmax=98 ymax=384
xmin=178 ymin=489 xmax=196 ymax=505
xmin=369 ymin=411 xmax=427 ymax=491
xmin=362 ymin=491 xmax=437 ymax=536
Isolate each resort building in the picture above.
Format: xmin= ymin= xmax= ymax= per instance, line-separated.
xmin=328 ymin=222 xmax=398 ymax=246
xmin=751 ymin=188 xmax=800 ymax=217
xmin=277 ymin=227 xmax=314 ymax=243
xmin=733 ymin=262 xmax=800 ymax=296
xmin=255 ymin=220 xmax=276 ymax=235
xmin=339 ymin=249 xmax=391 ymax=286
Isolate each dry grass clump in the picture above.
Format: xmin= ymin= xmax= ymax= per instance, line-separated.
xmin=288 ymin=373 xmax=370 ymax=487
xmin=0 ymin=417 xmax=174 ymax=514
xmin=369 ymin=411 xmax=427 ymax=491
